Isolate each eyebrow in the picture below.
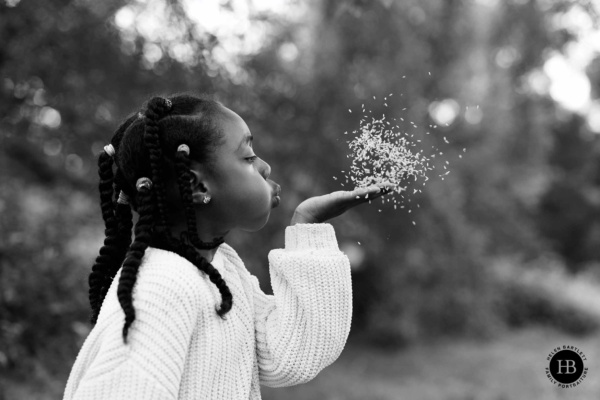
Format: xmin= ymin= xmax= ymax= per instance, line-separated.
xmin=237 ymin=133 xmax=253 ymax=151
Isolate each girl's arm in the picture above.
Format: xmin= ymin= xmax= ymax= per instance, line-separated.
xmin=252 ymin=223 xmax=352 ymax=387
xmin=251 ymin=183 xmax=393 ymax=386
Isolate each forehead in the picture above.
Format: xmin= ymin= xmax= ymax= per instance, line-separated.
xmin=216 ymin=107 xmax=251 ymax=151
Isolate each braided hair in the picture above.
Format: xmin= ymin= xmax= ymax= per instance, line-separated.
xmin=88 ymin=94 xmax=233 ymax=342
xmin=89 ymin=115 xmax=137 ymax=324
xmin=174 ymin=147 xmax=231 ymax=316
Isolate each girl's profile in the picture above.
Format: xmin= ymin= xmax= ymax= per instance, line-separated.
xmin=63 ymin=94 xmax=391 ymax=400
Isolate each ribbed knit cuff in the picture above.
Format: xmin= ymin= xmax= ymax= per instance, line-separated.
xmin=284 ymin=223 xmax=338 ymax=251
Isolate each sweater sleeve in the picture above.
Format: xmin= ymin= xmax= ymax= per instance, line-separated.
xmin=64 ymin=255 xmax=203 ymax=400
xmin=253 ymin=223 xmax=353 ymax=387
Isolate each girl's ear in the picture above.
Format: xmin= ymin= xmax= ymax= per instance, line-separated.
xmin=189 ymin=168 xmax=210 ymax=204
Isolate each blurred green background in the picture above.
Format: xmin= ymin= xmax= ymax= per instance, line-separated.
xmin=2 ymin=0 xmax=600 ymax=398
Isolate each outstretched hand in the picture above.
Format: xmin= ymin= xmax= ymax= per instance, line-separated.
xmin=290 ymin=183 xmax=397 ymax=225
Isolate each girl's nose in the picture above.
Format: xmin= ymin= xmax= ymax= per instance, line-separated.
xmin=259 ymin=158 xmax=271 ymax=180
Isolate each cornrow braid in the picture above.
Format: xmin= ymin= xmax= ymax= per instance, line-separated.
xmin=174 ymin=149 xmax=231 ymax=316
xmin=117 ymin=182 xmax=154 ymax=342
xmin=143 ymin=98 xmax=171 ymax=239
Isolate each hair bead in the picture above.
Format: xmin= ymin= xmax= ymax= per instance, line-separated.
xmin=117 ymin=191 xmax=130 ymax=205
xmin=165 ymin=98 xmax=172 ymax=109
xmin=104 ymin=144 xmax=116 ymax=157
xmin=136 ymin=177 xmax=153 ymax=192
xmin=177 ymin=144 xmax=190 ymax=155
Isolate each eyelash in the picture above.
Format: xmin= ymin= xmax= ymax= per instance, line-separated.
xmin=246 ymin=156 xmax=258 ymax=163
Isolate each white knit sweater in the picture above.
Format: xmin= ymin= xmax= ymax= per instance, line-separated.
xmin=63 ymin=223 xmax=352 ymax=400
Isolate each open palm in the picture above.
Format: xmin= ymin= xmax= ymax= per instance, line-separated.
xmin=291 ymin=183 xmax=396 ymax=225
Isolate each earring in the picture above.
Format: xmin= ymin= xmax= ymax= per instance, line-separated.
xmin=203 ymin=195 xmax=211 ymax=204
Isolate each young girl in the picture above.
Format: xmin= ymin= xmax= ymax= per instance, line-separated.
xmin=63 ymin=94 xmax=391 ymax=400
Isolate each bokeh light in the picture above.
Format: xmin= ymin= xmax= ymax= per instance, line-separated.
xmin=428 ymin=99 xmax=460 ymax=126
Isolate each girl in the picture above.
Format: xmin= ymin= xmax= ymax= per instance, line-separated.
xmin=63 ymin=94 xmax=391 ymax=400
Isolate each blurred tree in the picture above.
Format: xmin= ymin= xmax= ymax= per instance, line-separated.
xmin=239 ymin=0 xmax=600 ymax=342
xmin=537 ymin=115 xmax=600 ymax=271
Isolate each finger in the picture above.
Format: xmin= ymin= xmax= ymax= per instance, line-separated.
xmin=328 ymin=183 xmax=397 ymax=210
xmin=370 ymin=183 xmax=399 ymax=200
xmin=351 ymin=183 xmax=397 ymax=200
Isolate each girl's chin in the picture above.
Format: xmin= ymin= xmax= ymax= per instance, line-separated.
xmin=240 ymin=212 xmax=271 ymax=232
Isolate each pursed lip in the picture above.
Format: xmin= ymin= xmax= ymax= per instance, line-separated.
xmin=271 ymin=184 xmax=281 ymax=208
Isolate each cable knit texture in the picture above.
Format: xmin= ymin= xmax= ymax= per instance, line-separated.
xmin=63 ymin=223 xmax=352 ymax=400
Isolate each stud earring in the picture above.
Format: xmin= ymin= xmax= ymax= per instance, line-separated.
xmin=203 ymin=195 xmax=211 ymax=204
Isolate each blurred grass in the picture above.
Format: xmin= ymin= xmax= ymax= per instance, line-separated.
xmin=3 ymin=327 xmax=598 ymax=400
xmin=262 ymin=328 xmax=600 ymax=400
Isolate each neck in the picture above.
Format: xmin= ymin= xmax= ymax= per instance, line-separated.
xmin=168 ymin=221 xmax=229 ymax=264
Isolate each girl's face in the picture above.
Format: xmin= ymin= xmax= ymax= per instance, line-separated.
xmin=197 ymin=106 xmax=280 ymax=232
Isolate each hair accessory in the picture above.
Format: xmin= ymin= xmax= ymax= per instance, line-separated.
xmin=117 ymin=191 xmax=130 ymax=205
xmin=177 ymin=144 xmax=190 ymax=155
xmin=103 ymin=144 xmax=115 ymax=157
xmin=165 ymin=98 xmax=172 ymax=109
xmin=136 ymin=177 xmax=153 ymax=192
xmin=137 ymin=112 xmax=144 ymax=119
xmin=202 ymin=195 xmax=211 ymax=204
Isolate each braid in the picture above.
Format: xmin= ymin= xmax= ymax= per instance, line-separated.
xmin=114 ymin=182 xmax=134 ymax=258
xmin=116 ymin=97 xmax=174 ymax=341
xmin=98 ymin=152 xmax=116 ymax=226
xmin=174 ymin=150 xmax=232 ymax=316
xmin=180 ymin=245 xmax=233 ymax=317
xmin=88 ymin=151 xmax=118 ymax=323
xmin=144 ymin=98 xmax=171 ymax=237
xmin=175 ymin=151 xmax=198 ymax=242
xmin=117 ymin=186 xmax=154 ymax=342
xmin=89 ymin=115 xmax=139 ymax=324
xmin=99 ymin=173 xmax=134 ymax=302
xmin=113 ymin=170 xmax=134 ymax=265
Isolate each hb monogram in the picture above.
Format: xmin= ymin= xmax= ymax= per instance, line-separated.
xmin=556 ymin=359 xmax=577 ymax=374
xmin=547 ymin=348 xmax=587 ymax=387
